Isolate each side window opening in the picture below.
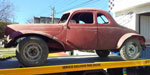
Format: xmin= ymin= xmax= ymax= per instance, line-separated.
xmin=97 ymin=14 xmax=109 ymax=24
xmin=71 ymin=13 xmax=93 ymax=24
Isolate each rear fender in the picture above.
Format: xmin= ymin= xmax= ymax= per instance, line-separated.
xmin=117 ymin=33 xmax=145 ymax=49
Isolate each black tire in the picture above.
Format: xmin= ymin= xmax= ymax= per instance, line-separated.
xmin=120 ymin=38 xmax=142 ymax=60
xmin=95 ymin=50 xmax=110 ymax=57
xmin=16 ymin=37 xmax=49 ymax=67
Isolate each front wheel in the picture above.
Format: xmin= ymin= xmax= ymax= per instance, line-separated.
xmin=120 ymin=38 xmax=142 ymax=60
xmin=16 ymin=37 xmax=49 ymax=67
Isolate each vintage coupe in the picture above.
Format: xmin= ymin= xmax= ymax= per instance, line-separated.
xmin=2 ymin=8 xmax=145 ymax=66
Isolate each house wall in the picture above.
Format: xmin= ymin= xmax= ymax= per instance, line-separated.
xmin=114 ymin=11 xmax=136 ymax=30
xmin=112 ymin=0 xmax=150 ymax=12
xmin=34 ymin=17 xmax=60 ymax=24
xmin=110 ymin=0 xmax=150 ymax=59
xmin=112 ymin=2 xmax=150 ymax=30
xmin=111 ymin=1 xmax=150 ymax=44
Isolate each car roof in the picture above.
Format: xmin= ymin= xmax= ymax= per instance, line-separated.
xmin=64 ymin=8 xmax=108 ymax=14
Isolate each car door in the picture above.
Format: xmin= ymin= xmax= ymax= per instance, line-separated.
xmin=66 ymin=11 xmax=97 ymax=50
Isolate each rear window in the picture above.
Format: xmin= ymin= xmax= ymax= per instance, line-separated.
xmin=97 ymin=14 xmax=109 ymax=24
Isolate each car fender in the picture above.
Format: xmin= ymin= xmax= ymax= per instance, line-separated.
xmin=117 ymin=33 xmax=145 ymax=49
xmin=10 ymin=30 xmax=65 ymax=49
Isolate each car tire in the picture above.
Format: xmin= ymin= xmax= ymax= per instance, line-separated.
xmin=95 ymin=50 xmax=110 ymax=57
xmin=120 ymin=38 xmax=142 ymax=60
xmin=16 ymin=37 xmax=49 ymax=67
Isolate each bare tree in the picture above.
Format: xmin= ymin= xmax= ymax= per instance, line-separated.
xmin=0 ymin=0 xmax=14 ymax=22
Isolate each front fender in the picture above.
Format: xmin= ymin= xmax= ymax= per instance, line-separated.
xmin=11 ymin=30 xmax=53 ymax=39
xmin=117 ymin=33 xmax=145 ymax=49
xmin=10 ymin=30 xmax=65 ymax=48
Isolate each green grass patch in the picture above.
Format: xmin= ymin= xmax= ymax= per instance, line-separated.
xmin=0 ymin=46 xmax=5 ymax=49
xmin=0 ymin=48 xmax=16 ymax=58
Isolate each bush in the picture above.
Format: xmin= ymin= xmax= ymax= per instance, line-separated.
xmin=0 ymin=21 xmax=11 ymax=39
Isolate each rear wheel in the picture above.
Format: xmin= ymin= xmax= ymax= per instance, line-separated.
xmin=16 ymin=37 xmax=49 ymax=67
xmin=120 ymin=38 xmax=142 ymax=60
xmin=95 ymin=50 xmax=110 ymax=57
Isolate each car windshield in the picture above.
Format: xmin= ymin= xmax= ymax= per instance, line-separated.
xmin=59 ymin=13 xmax=70 ymax=23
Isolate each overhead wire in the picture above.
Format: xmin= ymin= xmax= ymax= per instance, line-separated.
xmin=35 ymin=0 xmax=105 ymax=17
xmin=56 ymin=0 xmax=98 ymax=14
xmin=34 ymin=0 xmax=60 ymax=17
xmin=56 ymin=0 xmax=78 ymax=10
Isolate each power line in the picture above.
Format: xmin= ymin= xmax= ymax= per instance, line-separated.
xmin=56 ymin=0 xmax=94 ymax=14
xmin=56 ymin=0 xmax=77 ymax=10
xmin=67 ymin=0 xmax=79 ymax=6
xmin=52 ymin=0 xmax=68 ymax=7
xmin=56 ymin=0 xmax=98 ymax=14
xmin=35 ymin=0 xmax=104 ymax=18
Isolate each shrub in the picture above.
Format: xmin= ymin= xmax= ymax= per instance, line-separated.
xmin=0 ymin=21 xmax=11 ymax=39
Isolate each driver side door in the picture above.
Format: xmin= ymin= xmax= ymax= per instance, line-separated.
xmin=66 ymin=11 xmax=98 ymax=50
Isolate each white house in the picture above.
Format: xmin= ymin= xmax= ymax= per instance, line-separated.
xmin=110 ymin=0 xmax=150 ymax=44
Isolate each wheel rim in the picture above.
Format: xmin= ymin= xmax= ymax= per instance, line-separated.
xmin=126 ymin=42 xmax=138 ymax=57
xmin=23 ymin=43 xmax=42 ymax=62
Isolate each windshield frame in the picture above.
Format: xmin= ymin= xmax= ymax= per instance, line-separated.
xmin=59 ymin=13 xmax=70 ymax=24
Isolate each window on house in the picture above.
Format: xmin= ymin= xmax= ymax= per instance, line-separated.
xmin=97 ymin=14 xmax=109 ymax=24
xmin=71 ymin=13 xmax=93 ymax=24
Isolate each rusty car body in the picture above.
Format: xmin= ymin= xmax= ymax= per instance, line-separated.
xmin=3 ymin=8 xmax=145 ymax=66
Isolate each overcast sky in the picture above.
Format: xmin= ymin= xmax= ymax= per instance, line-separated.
xmin=11 ymin=0 xmax=108 ymax=24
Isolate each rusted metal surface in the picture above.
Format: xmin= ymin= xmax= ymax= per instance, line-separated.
xmin=3 ymin=8 xmax=145 ymax=51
